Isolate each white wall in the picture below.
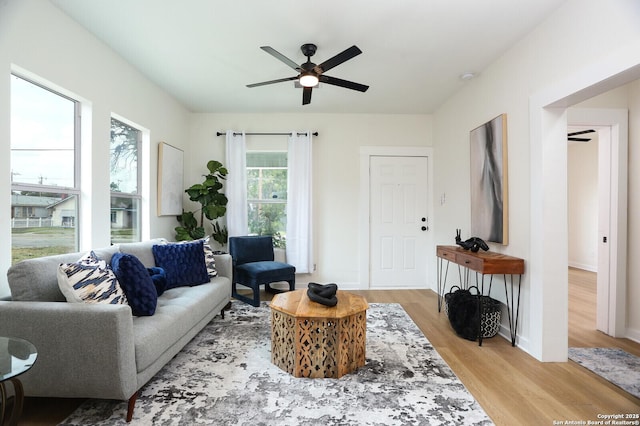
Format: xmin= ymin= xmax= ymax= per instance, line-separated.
xmin=567 ymin=137 xmax=599 ymax=271
xmin=188 ymin=113 xmax=432 ymax=287
xmin=433 ymin=0 xmax=640 ymax=360
xmin=0 ymin=0 xmax=191 ymax=297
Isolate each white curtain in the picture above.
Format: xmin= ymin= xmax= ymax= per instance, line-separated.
xmin=225 ymin=131 xmax=247 ymax=237
xmin=286 ymin=131 xmax=313 ymax=273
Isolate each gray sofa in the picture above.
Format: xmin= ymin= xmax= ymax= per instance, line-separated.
xmin=0 ymin=238 xmax=232 ymax=421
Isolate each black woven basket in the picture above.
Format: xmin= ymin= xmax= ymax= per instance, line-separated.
xmin=444 ymin=286 xmax=502 ymax=339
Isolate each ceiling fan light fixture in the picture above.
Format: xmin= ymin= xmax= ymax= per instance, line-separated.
xmin=299 ymin=73 xmax=319 ymax=87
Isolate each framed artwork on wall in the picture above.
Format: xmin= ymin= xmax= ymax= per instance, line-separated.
xmin=157 ymin=142 xmax=184 ymax=216
xmin=470 ymin=113 xmax=508 ymax=245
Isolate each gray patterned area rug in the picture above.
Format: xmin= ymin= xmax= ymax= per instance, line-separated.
xmin=568 ymin=347 xmax=640 ymax=399
xmin=60 ymin=302 xmax=492 ymax=425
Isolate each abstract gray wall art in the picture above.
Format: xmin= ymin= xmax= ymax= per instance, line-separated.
xmin=470 ymin=114 xmax=508 ymax=244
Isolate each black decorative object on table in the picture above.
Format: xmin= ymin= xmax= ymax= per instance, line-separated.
xmin=455 ymin=229 xmax=489 ymax=253
xmin=307 ymin=283 xmax=338 ymax=306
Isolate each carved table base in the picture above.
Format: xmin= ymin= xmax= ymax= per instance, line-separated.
xmin=270 ymin=290 xmax=367 ymax=378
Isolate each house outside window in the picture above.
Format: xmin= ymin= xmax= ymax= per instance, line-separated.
xmin=110 ymin=117 xmax=142 ymax=244
xmin=10 ymin=74 xmax=80 ymax=264
xmin=247 ymin=151 xmax=287 ymax=248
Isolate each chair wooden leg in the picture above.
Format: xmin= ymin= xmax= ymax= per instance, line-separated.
xmin=126 ymin=391 xmax=138 ymax=422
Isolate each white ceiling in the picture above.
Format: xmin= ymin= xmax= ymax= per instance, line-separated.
xmin=51 ymin=0 xmax=567 ymax=114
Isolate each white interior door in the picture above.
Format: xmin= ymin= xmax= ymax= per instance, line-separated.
xmin=370 ymin=156 xmax=429 ymax=288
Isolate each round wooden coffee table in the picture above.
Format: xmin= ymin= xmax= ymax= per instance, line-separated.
xmin=270 ymin=289 xmax=368 ymax=378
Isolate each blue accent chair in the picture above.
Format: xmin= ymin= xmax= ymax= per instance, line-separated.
xmin=229 ymin=235 xmax=296 ymax=307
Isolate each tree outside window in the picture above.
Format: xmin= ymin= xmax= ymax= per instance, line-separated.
xmin=247 ymin=152 xmax=287 ymax=248
xmin=110 ymin=117 xmax=142 ymax=243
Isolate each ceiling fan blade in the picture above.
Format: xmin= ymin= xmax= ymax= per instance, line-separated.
xmin=316 ymin=45 xmax=362 ymax=73
xmin=247 ymin=76 xmax=297 ymax=88
xmin=320 ymin=75 xmax=369 ymax=92
xmin=302 ymin=87 xmax=312 ymax=105
xmin=260 ymin=46 xmax=301 ymax=71
xmin=568 ymin=137 xmax=591 ymax=142
xmin=568 ymin=129 xmax=596 ymax=137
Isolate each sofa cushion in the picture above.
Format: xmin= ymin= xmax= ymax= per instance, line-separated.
xmin=132 ymin=278 xmax=228 ymax=372
xmin=8 ymin=246 xmax=120 ymax=302
xmin=57 ymin=251 xmax=128 ymax=305
xmin=111 ymin=253 xmax=158 ymax=316
xmin=152 ymin=241 xmax=209 ymax=289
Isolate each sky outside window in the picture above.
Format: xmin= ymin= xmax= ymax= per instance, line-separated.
xmin=10 ymin=75 xmax=76 ymax=188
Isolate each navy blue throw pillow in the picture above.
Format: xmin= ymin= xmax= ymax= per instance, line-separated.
xmin=152 ymin=240 xmax=210 ymax=289
xmin=147 ymin=267 xmax=167 ymax=296
xmin=111 ymin=252 xmax=158 ymax=316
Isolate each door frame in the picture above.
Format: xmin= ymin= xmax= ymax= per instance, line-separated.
xmin=359 ymin=146 xmax=434 ymax=289
xmin=568 ymin=108 xmax=628 ymax=336
xmin=529 ymin=53 xmax=638 ymax=361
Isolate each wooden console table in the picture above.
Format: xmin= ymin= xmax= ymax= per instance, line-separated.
xmin=436 ymin=245 xmax=525 ymax=346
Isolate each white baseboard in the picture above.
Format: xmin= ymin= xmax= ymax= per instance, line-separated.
xmin=625 ymin=326 xmax=640 ymax=344
xmin=567 ymin=261 xmax=597 ymax=272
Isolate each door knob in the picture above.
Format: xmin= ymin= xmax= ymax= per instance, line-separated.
xmin=421 ymin=226 xmax=427 ymax=231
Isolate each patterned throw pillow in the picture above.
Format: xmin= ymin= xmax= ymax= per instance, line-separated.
xmin=152 ymin=240 xmax=210 ymax=289
xmin=57 ymin=251 xmax=128 ymax=305
xmin=111 ymin=253 xmax=158 ymax=316
xmin=201 ymin=236 xmax=218 ymax=278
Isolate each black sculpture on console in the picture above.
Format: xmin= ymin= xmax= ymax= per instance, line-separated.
xmin=307 ymin=283 xmax=338 ymax=307
xmin=455 ymin=229 xmax=489 ymax=253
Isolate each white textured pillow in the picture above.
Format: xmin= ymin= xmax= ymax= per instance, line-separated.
xmin=57 ymin=251 xmax=128 ymax=305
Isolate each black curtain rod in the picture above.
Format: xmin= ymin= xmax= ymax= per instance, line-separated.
xmin=216 ymin=131 xmax=318 ymax=137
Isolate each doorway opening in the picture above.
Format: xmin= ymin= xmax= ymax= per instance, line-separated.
xmin=567 ymin=108 xmax=628 ymax=338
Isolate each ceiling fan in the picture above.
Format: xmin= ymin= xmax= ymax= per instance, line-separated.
xmin=568 ymin=129 xmax=595 ymax=142
xmin=246 ymin=43 xmax=369 ymax=105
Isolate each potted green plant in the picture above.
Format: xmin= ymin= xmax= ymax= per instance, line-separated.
xmin=175 ymin=160 xmax=229 ymax=246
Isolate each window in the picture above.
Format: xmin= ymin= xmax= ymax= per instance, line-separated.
xmin=110 ymin=117 xmax=142 ymax=244
xmin=247 ymin=152 xmax=287 ymax=247
xmin=10 ymin=74 xmax=80 ymax=263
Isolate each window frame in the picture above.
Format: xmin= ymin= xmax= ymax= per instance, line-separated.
xmin=246 ymin=150 xmax=288 ymax=245
xmin=10 ymin=73 xmax=82 ymax=253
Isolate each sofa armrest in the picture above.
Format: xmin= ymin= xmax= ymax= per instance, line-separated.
xmin=213 ymin=253 xmax=232 ymax=281
xmin=0 ymin=301 xmax=137 ymax=400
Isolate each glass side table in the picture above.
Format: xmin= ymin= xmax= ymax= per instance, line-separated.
xmin=0 ymin=336 xmax=37 ymax=426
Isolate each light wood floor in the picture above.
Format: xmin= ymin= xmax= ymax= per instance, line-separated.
xmin=18 ymin=268 xmax=640 ymax=425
